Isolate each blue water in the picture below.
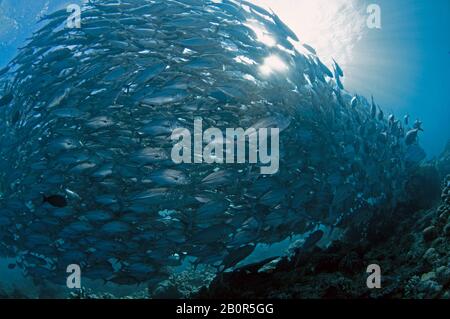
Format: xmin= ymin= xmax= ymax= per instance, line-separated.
xmin=346 ymin=0 xmax=450 ymax=157
xmin=1 ymin=0 xmax=448 ymax=156
xmin=0 ymin=0 xmax=448 ymax=299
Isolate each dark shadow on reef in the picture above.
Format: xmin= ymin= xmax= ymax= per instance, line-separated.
xmin=195 ymin=142 xmax=450 ymax=299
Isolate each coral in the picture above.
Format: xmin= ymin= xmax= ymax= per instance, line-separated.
xmin=422 ymin=226 xmax=437 ymax=242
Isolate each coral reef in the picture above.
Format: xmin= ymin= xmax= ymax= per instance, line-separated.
xmin=195 ymin=172 xmax=450 ymax=299
xmin=437 ymin=141 xmax=450 ymax=178
xmin=152 ymin=266 xmax=216 ymax=299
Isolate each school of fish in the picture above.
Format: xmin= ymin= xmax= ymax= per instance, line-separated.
xmin=0 ymin=0 xmax=426 ymax=286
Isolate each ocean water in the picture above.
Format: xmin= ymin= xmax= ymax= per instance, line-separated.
xmin=0 ymin=0 xmax=448 ymax=299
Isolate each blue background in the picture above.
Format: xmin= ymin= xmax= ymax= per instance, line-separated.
xmin=1 ymin=0 xmax=449 ymax=156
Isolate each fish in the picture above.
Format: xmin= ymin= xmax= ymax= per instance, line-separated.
xmin=43 ymin=195 xmax=68 ymax=208
xmin=388 ymin=114 xmax=395 ymax=127
xmin=253 ymin=114 xmax=291 ymax=132
xmin=201 ymin=170 xmax=233 ymax=186
xmin=0 ymin=0 xmax=424 ymax=288
xmin=351 ymin=95 xmax=359 ymax=109
xmin=131 ymin=148 xmax=169 ymax=164
xmin=52 ymin=108 xmax=85 ymax=118
xmin=413 ymin=119 xmax=424 ymax=131
xmin=0 ymin=92 xmax=13 ymax=107
xmin=303 ymin=43 xmax=317 ymax=55
xmin=101 ymin=221 xmax=132 ymax=234
xmin=83 ymin=210 xmax=113 ymax=222
xmin=333 ymin=58 xmax=344 ymax=77
xmin=47 ymin=138 xmax=81 ymax=153
xmin=302 ymin=230 xmax=324 ymax=250
xmin=64 ymin=221 xmax=94 ymax=233
xmin=370 ymin=95 xmax=377 ymax=118
xmin=259 ymin=189 xmax=287 ymax=207
xmin=0 ymin=66 xmax=10 ymax=77
xmin=150 ymin=169 xmax=190 ymax=186
xmin=134 ymin=63 xmax=166 ymax=83
xmin=221 ymin=245 xmax=256 ymax=270
xmin=197 ymin=200 xmax=229 ymax=220
xmin=126 ymin=263 xmax=157 ymax=274
xmin=190 ymin=224 xmax=234 ymax=244
xmin=0 ymin=217 xmax=11 ymax=226
xmin=405 ymin=129 xmax=420 ymax=145
xmin=86 ymin=116 xmax=115 ymax=130
xmin=272 ymin=12 xmax=299 ymax=41
xmin=404 ymin=114 xmax=410 ymax=126
xmin=107 ymin=274 xmax=141 ymax=286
